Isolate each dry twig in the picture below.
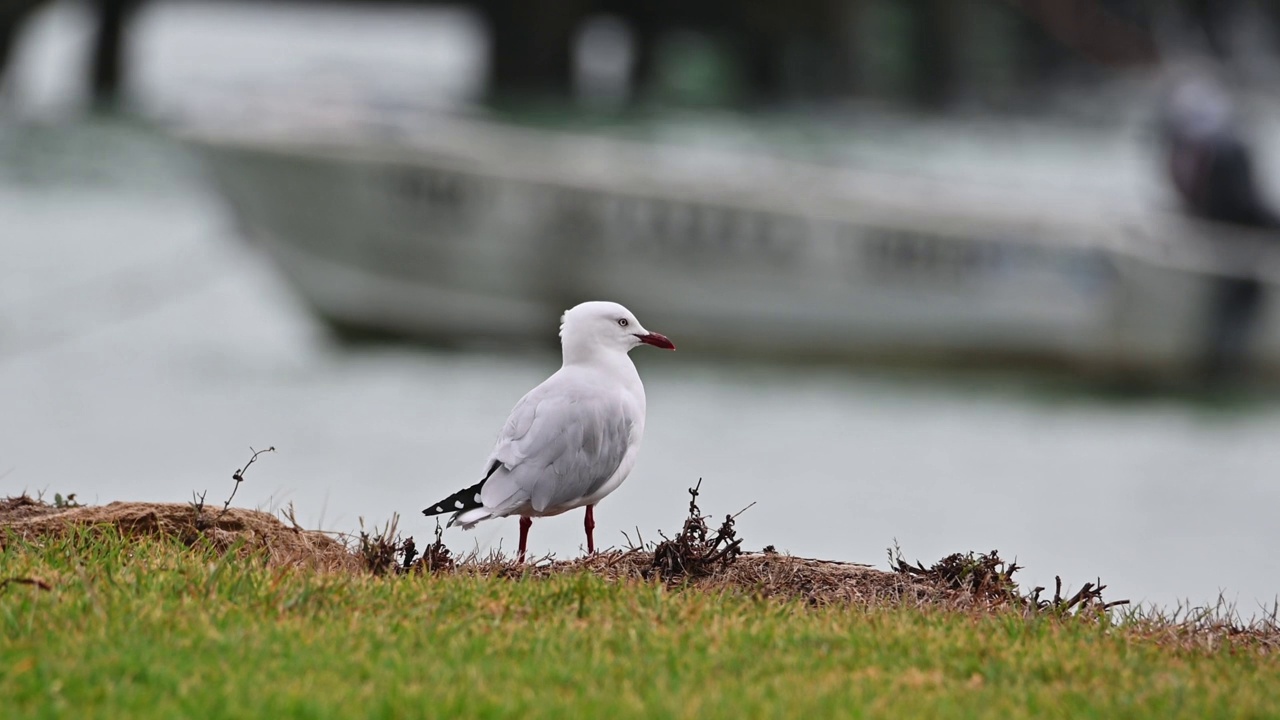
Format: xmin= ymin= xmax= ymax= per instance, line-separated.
xmin=651 ymin=479 xmax=747 ymax=581
xmin=0 ymin=576 xmax=52 ymax=592
xmin=221 ymin=446 xmax=275 ymax=518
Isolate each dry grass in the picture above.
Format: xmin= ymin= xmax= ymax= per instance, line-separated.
xmin=0 ymin=497 xmax=359 ymax=573
xmin=0 ymin=495 xmax=66 ymax=523
xmin=515 ymin=549 xmax=925 ymax=604
xmin=1120 ymin=600 xmax=1280 ymax=653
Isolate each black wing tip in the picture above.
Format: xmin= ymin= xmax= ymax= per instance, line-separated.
xmin=422 ymin=479 xmax=487 ymax=518
xmin=422 ymin=502 xmax=454 ymax=517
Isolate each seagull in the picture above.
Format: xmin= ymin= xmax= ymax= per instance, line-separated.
xmin=423 ymin=301 xmax=675 ymax=563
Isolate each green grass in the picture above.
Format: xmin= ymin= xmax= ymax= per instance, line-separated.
xmin=2 ymin=528 xmax=1278 ymax=719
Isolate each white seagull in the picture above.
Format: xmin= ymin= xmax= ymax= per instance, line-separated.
xmin=423 ymin=301 xmax=675 ymax=562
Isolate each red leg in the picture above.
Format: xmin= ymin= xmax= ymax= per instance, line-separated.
xmin=518 ymin=516 xmax=532 ymax=564
xmin=584 ymin=504 xmax=596 ymax=554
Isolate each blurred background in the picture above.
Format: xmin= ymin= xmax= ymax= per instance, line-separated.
xmin=2 ymin=0 xmax=1280 ymax=611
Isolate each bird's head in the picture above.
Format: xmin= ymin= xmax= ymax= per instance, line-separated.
xmin=560 ymin=301 xmax=675 ymax=362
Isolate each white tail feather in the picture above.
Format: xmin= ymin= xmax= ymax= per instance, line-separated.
xmin=450 ymin=507 xmax=493 ymax=530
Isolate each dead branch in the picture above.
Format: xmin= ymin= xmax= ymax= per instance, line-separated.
xmin=651 ymin=480 xmax=746 ymax=581
xmin=891 ymin=548 xmax=1128 ymax=617
xmin=221 ymin=446 xmax=275 ymax=518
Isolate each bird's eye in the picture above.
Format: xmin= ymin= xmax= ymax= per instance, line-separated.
xmin=617 ymin=318 xmax=629 ymax=327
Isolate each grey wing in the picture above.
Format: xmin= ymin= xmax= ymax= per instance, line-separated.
xmin=480 ymin=386 xmax=636 ymax=515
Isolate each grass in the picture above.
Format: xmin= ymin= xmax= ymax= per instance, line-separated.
xmin=3 ymin=527 xmax=1280 ymax=719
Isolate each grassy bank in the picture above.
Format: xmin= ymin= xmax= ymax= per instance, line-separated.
xmin=3 ymin=521 xmax=1280 ymax=719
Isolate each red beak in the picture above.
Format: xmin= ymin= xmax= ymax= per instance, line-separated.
xmin=637 ymin=332 xmax=676 ymax=350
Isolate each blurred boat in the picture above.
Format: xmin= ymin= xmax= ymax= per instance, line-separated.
xmin=181 ymin=112 xmax=1280 ymax=380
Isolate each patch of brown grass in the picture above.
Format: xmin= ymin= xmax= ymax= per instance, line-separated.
xmin=1120 ymin=599 xmax=1280 ymax=653
xmin=0 ymin=495 xmax=67 ymax=523
xmin=512 ymin=549 xmax=931 ymax=607
xmin=1 ymin=496 xmax=358 ymax=573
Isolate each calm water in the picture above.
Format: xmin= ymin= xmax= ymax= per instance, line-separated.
xmin=3 ymin=1 xmax=1280 ymax=613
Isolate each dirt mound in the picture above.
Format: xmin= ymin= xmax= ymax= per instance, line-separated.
xmin=1 ymin=497 xmax=359 ymax=572
xmin=0 ymin=495 xmax=68 ymax=523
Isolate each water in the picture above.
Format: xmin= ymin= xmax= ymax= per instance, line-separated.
xmin=4 ymin=1 xmax=1280 ymax=613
